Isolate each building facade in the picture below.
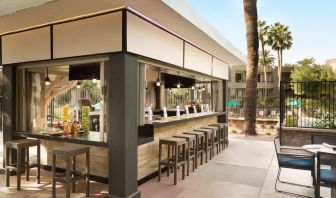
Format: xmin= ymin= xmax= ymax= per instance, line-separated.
xmin=228 ymin=65 xmax=294 ymax=117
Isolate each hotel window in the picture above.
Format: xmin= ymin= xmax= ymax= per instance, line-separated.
xmin=235 ymin=73 xmax=243 ymax=82
xmin=257 ymin=74 xmax=264 ymax=82
xmin=16 ymin=63 xmax=106 ymax=134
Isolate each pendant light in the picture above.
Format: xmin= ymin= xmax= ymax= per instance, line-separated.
xmin=176 ymin=72 xmax=182 ymax=88
xmin=202 ymin=84 xmax=206 ymax=91
xmin=44 ymin=67 xmax=51 ymax=86
xmin=76 ymin=81 xmax=81 ymax=89
xmin=92 ymin=65 xmax=97 ymax=84
xmin=156 ymin=70 xmax=161 ymax=87
xmin=145 ymin=80 xmax=149 ymax=91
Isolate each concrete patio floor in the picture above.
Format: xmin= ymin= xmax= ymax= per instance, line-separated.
xmin=0 ymin=134 xmax=331 ymax=197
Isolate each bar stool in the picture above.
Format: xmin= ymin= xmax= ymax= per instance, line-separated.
xmin=183 ymin=131 xmax=205 ymax=168
xmin=202 ymin=126 xmax=220 ymax=155
xmin=194 ymin=128 xmax=214 ymax=163
xmin=173 ymin=134 xmax=197 ymax=176
xmin=5 ymin=139 xmax=40 ymax=190
xmin=210 ymin=123 xmax=228 ymax=149
xmin=158 ymin=137 xmax=187 ymax=185
xmin=52 ymin=146 xmax=90 ymax=198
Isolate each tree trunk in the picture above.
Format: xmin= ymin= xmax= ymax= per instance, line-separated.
xmin=277 ymin=50 xmax=281 ymax=88
xmin=243 ymin=0 xmax=259 ymax=135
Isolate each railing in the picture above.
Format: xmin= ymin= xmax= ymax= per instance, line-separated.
xmin=228 ymin=107 xmax=278 ymax=118
xmin=228 ymin=95 xmax=279 ymax=118
xmin=280 ymin=81 xmax=336 ymax=129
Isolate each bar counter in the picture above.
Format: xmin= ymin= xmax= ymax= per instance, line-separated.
xmin=138 ymin=112 xmax=225 ymax=179
xmin=13 ymin=112 xmax=225 ymax=180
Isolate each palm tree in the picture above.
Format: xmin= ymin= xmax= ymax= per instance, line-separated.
xmin=268 ymin=22 xmax=293 ymax=87
xmin=257 ymin=20 xmax=270 ymax=93
xmin=259 ymin=50 xmax=275 ymax=95
xmin=243 ymin=0 xmax=259 ymax=135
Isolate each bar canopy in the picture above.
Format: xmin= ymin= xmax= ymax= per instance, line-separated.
xmin=0 ymin=0 xmax=246 ymax=72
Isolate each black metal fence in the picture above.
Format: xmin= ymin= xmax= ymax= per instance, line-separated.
xmin=228 ymin=95 xmax=279 ymax=118
xmin=280 ymin=81 xmax=336 ymax=129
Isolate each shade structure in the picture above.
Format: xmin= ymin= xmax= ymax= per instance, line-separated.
xmin=228 ymin=100 xmax=239 ymax=107
xmin=287 ymin=100 xmax=303 ymax=106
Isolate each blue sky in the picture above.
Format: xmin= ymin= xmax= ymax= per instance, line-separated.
xmin=186 ymin=0 xmax=336 ymax=64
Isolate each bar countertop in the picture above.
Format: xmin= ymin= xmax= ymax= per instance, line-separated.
xmin=146 ymin=112 xmax=225 ymax=128
xmin=13 ymin=131 xmax=154 ymax=147
xmin=13 ymin=131 xmax=108 ymax=147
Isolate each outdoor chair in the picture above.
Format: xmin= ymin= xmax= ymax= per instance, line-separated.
xmin=274 ymin=136 xmax=315 ymax=197
xmin=315 ymin=151 xmax=336 ymax=198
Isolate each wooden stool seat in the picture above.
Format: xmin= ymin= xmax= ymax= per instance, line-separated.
xmin=158 ymin=138 xmax=187 ymax=185
xmin=194 ymin=128 xmax=215 ymax=163
xmin=52 ymin=146 xmax=89 ymax=156
xmin=209 ymin=123 xmax=228 ymax=149
xmin=202 ymin=126 xmax=220 ymax=154
xmin=5 ymin=139 xmax=40 ymax=191
xmin=52 ymin=146 xmax=90 ymax=198
xmin=183 ymin=131 xmax=205 ymax=168
xmin=173 ymin=134 xmax=197 ymax=175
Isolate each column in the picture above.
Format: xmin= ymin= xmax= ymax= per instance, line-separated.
xmin=106 ymin=53 xmax=140 ymax=198
xmin=2 ymin=65 xmax=14 ymax=167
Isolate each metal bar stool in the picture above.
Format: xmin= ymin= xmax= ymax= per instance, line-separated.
xmin=52 ymin=146 xmax=90 ymax=198
xmin=194 ymin=128 xmax=214 ymax=163
xmin=183 ymin=131 xmax=205 ymax=168
xmin=209 ymin=123 xmax=227 ymax=150
xmin=173 ymin=134 xmax=197 ymax=176
xmin=158 ymin=137 xmax=187 ymax=185
xmin=202 ymin=126 xmax=220 ymax=155
xmin=5 ymin=139 xmax=40 ymax=190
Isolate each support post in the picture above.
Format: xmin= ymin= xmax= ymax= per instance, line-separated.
xmin=2 ymin=65 xmax=14 ymax=168
xmin=218 ymin=80 xmax=228 ymax=123
xmin=106 ymin=53 xmax=140 ymax=198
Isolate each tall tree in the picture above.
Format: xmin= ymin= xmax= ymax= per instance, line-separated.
xmin=268 ymin=22 xmax=293 ymax=87
xmin=243 ymin=0 xmax=259 ymax=135
xmin=257 ymin=20 xmax=270 ymax=93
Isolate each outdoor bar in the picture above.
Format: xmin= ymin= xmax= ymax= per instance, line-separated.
xmin=1 ymin=7 xmax=232 ymax=197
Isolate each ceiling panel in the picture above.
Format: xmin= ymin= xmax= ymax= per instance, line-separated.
xmin=0 ymin=0 xmax=55 ymax=17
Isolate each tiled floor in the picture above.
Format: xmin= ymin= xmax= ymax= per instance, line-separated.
xmin=0 ymin=134 xmax=331 ymax=197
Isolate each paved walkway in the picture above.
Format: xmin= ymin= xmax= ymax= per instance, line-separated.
xmin=139 ymin=134 xmax=317 ymax=198
xmin=0 ymin=134 xmax=330 ymax=197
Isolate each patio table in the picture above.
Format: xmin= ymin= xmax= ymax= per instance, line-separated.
xmin=303 ymin=144 xmax=336 ymax=198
